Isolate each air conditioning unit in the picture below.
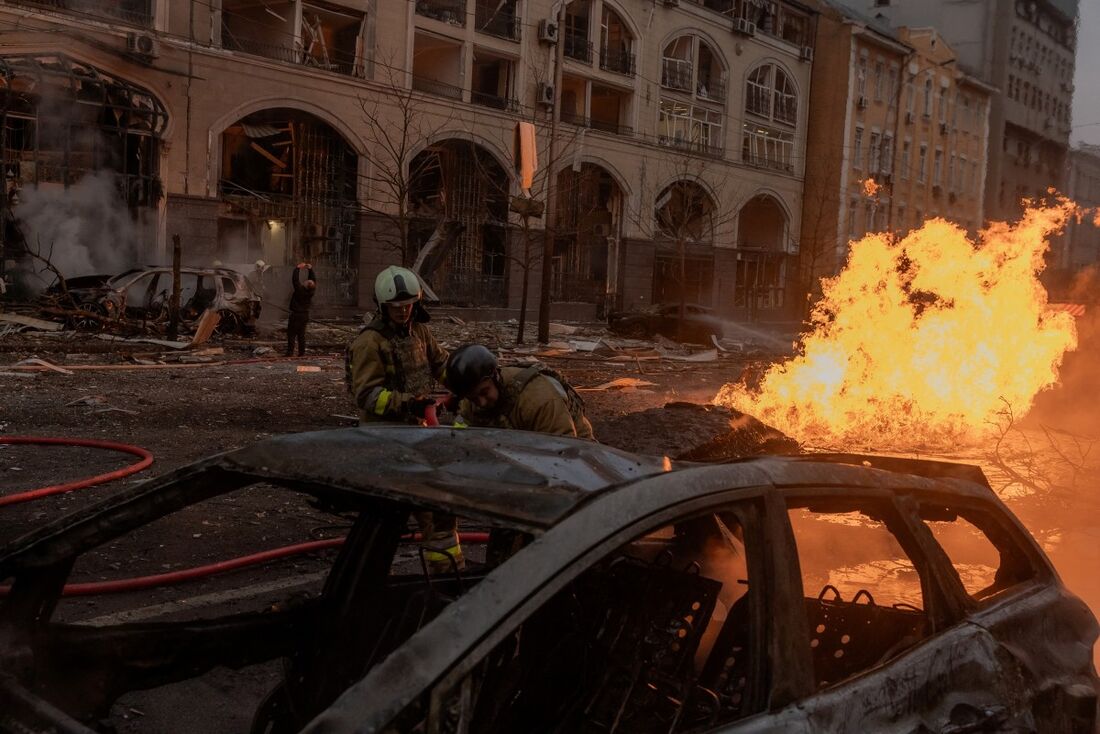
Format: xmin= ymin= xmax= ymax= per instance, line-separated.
xmin=905 ymin=111 xmax=915 ymax=124
xmin=537 ymin=82 xmax=555 ymax=107
xmin=127 ymin=32 xmax=159 ymax=59
xmin=538 ymin=19 xmax=559 ymax=44
xmin=734 ymin=18 xmax=756 ymax=36
xmin=800 ymin=45 xmax=814 ymax=62
xmin=857 ymin=95 xmax=868 ymax=109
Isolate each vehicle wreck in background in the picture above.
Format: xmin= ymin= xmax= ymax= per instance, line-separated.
xmin=0 ymin=428 xmax=1096 ymax=734
xmin=39 ymin=265 xmax=261 ymax=334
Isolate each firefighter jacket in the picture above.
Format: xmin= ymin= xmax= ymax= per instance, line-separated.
xmin=459 ymin=365 xmax=594 ymax=439
xmin=345 ymin=314 xmax=448 ymax=423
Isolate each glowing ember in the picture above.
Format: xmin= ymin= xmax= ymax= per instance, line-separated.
xmin=861 ymin=178 xmax=880 ymax=198
xmin=715 ymin=201 xmax=1080 ymax=448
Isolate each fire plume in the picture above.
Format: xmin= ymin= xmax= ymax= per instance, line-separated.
xmin=716 ymin=201 xmax=1080 ymax=448
xmin=861 ymin=178 xmax=880 ymax=198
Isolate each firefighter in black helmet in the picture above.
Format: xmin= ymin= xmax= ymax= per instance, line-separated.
xmin=345 ymin=265 xmax=460 ymax=572
xmin=445 ymin=344 xmax=594 ymax=439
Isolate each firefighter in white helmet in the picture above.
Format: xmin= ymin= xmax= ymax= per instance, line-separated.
xmin=345 ymin=265 xmax=460 ymax=571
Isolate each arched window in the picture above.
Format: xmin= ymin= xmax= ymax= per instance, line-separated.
xmin=599 ymin=5 xmax=635 ymax=75
xmin=742 ymin=63 xmax=798 ymax=172
xmin=658 ymin=36 xmax=727 ymax=154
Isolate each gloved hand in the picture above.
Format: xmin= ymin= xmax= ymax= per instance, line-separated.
xmin=409 ymin=396 xmax=436 ymax=420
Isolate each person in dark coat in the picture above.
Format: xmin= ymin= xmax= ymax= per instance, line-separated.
xmin=286 ymin=262 xmax=316 ymax=357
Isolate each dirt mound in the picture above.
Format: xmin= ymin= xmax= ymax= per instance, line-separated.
xmin=594 ymin=401 xmax=800 ymax=461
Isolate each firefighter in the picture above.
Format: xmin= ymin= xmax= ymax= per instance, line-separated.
xmin=345 ymin=265 xmax=460 ymax=572
xmin=444 ymin=344 xmax=594 ymax=439
xmin=286 ymin=262 xmax=316 ymax=357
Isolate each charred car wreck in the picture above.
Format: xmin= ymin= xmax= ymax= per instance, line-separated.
xmin=42 ymin=265 xmax=261 ymax=334
xmin=0 ymin=427 xmax=1097 ymax=733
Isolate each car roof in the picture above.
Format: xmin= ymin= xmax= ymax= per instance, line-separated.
xmin=217 ymin=426 xmax=674 ymax=528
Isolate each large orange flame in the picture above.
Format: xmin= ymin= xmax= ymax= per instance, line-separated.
xmin=716 ymin=201 xmax=1080 ymax=448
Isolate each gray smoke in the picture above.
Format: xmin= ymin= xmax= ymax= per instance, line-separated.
xmin=13 ymin=171 xmax=144 ymax=287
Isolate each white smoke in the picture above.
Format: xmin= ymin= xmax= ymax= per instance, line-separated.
xmin=13 ymin=171 xmax=144 ymax=285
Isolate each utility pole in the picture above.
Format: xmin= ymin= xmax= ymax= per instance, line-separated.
xmin=536 ymin=1 xmax=567 ymax=344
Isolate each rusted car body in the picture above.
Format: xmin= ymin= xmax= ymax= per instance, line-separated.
xmin=0 ymin=428 xmax=1096 ymax=733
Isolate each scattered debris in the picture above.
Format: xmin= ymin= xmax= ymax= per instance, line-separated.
xmin=0 ymin=314 xmax=63 ymax=332
xmin=14 ymin=357 xmax=74 ymax=375
xmin=297 ymin=366 xmax=322 ymax=373
xmin=253 ymin=346 xmax=275 ymax=357
xmin=190 ymin=309 xmax=222 ymax=346
xmin=96 ymin=334 xmax=191 ymax=350
xmin=66 ymin=395 xmax=108 ymax=408
xmin=549 ymin=322 xmax=579 ymax=336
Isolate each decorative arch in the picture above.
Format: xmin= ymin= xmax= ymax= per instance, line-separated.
xmin=210 ymin=96 xmax=368 ymax=157
xmin=600 ymin=0 xmax=644 ymax=46
xmin=409 ymin=129 xmax=514 ymax=187
xmin=732 ymin=191 xmax=794 ymax=313
xmin=551 ymin=154 xmax=632 ymax=199
xmin=550 ymin=160 xmax=627 ymax=308
xmin=407 ymin=137 xmax=512 ymax=307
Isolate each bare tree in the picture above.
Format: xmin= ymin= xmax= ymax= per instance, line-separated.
xmin=625 ymin=154 xmax=742 ymax=336
xmin=356 ymin=60 xmax=460 ymax=268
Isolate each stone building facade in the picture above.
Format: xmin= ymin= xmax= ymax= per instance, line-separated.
xmin=0 ymin=0 xmax=819 ymax=320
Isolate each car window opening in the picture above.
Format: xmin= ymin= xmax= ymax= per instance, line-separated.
xmin=787 ymin=503 xmax=931 ymax=690
xmin=397 ymin=510 xmax=761 ymax=734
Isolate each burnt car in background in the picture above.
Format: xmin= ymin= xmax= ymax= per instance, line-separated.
xmin=45 ymin=266 xmax=260 ymax=333
xmin=0 ymin=428 xmax=1096 ymax=734
xmin=609 ymin=303 xmax=725 ymax=344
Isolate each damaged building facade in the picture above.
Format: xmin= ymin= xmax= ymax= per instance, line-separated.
xmin=0 ymin=0 xmax=815 ymax=319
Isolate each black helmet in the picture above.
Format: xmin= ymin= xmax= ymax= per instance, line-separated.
xmin=445 ymin=344 xmax=499 ymax=397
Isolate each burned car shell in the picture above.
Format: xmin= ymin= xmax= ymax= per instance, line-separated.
xmin=0 ymin=428 xmax=1096 ymax=734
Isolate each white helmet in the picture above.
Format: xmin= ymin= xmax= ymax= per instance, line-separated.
xmin=374 ymin=266 xmax=423 ymax=305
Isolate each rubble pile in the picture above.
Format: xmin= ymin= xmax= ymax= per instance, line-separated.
xmin=596 ymin=401 xmax=800 ymax=461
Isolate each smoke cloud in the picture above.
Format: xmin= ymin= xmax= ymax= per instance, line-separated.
xmin=13 ymin=171 xmax=145 ymax=288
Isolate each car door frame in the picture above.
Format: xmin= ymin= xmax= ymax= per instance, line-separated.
xmin=757 ymin=484 xmax=1026 ymax=733
xmin=304 ymin=463 xmax=820 ymax=733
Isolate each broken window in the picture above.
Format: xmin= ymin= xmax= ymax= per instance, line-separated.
xmin=0 ymin=54 xmax=166 ymax=259
xmin=472 ymin=51 xmax=516 ymax=111
xmin=735 ymin=195 xmax=789 ymax=311
xmin=408 ymin=141 xmax=510 ymax=306
xmin=553 ymin=164 xmax=622 ymax=307
xmin=219 ymin=109 xmax=358 ymax=302
xmin=412 ymin=33 xmax=464 ymax=100
xmin=395 ymin=507 xmax=765 ymax=732
xmin=920 ymin=504 xmax=1037 ymax=603
xmin=787 ymin=500 xmax=931 ymax=690
xmin=565 ymin=0 xmax=593 ymax=62
xmin=222 ymin=0 xmax=366 ymax=77
xmin=475 ymin=0 xmax=520 ymax=41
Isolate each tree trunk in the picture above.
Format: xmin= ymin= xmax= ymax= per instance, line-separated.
xmin=168 ymin=234 xmax=182 ymax=341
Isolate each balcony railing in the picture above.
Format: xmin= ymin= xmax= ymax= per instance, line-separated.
xmin=11 ymin=0 xmax=151 ymax=26
xmin=564 ymin=32 xmax=593 ymax=63
xmin=561 ymin=111 xmax=633 ymax=137
xmin=223 ymin=36 xmax=362 ymax=77
xmin=658 ymin=135 xmax=724 ymax=158
xmin=472 ymin=90 xmax=519 ymax=112
xmin=414 ymin=0 xmax=466 ymax=27
xmin=696 ymin=77 xmax=726 ymax=102
xmin=412 ymin=75 xmax=464 ymax=100
xmin=599 ymin=47 xmax=636 ymax=76
xmin=475 ymin=0 xmax=521 ymax=41
xmin=661 ymin=58 xmax=693 ymax=92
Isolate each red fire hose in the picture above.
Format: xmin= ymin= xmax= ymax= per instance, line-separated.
xmin=0 ymin=432 xmax=485 ymax=597
xmin=0 ymin=436 xmax=153 ymax=508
